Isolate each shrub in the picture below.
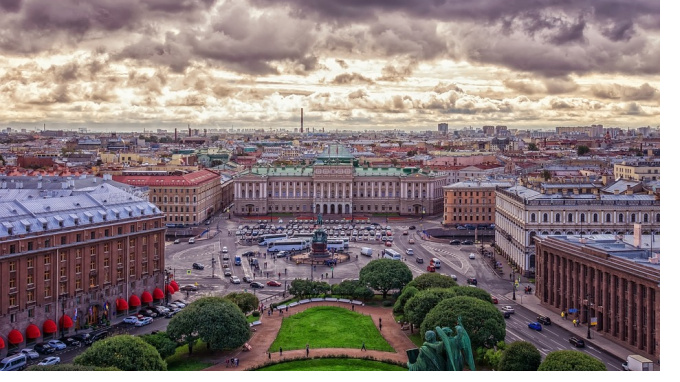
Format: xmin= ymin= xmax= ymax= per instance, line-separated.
xmin=382 ymin=300 xmax=394 ymax=307
xmin=252 ymin=311 xmax=260 ymax=317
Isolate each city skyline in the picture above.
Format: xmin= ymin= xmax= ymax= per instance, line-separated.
xmin=0 ymin=0 xmax=660 ymax=131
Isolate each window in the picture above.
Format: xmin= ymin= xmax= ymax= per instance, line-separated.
xmin=76 ymin=279 xmax=82 ymax=290
xmin=618 ymin=213 xmax=624 ymax=223
xmin=75 ymin=263 xmax=82 ymax=273
xmin=644 ymin=214 xmax=649 ymax=223
xmin=117 ymin=241 xmax=123 ymax=250
xmin=9 ymin=277 xmax=16 ymax=288
xmin=27 ymin=290 xmax=35 ymax=302
xmin=543 ymin=213 xmax=548 ymax=222
xmin=567 ymin=213 xmax=573 ymax=222
xmin=555 ymin=213 xmax=561 ymax=222
xmin=44 ymin=286 xmax=51 ymax=298
xmin=631 ymin=214 xmax=636 ymax=223
xmin=27 ymin=258 xmax=34 ymax=268
xmin=60 ymin=267 xmax=66 ymax=277
xmin=9 ymin=294 xmax=17 ymax=307
xmin=44 ymin=270 xmax=50 ymax=281
xmin=104 ymin=243 xmax=110 ymax=253
xmin=606 ymin=213 xmax=611 ymax=223
xmin=580 ymin=213 xmax=586 ymax=222
xmin=27 ymin=273 xmax=34 ymax=284
xmin=530 ymin=213 xmax=536 ymax=222
xmin=90 ymin=259 xmax=96 ymax=271
xmin=44 ymin=254 xmax=50 ymax=265
xmin=104 ymin=257 xmax=109 ymax=267
xmin=593 ymin=213 xmax=598 ymax=223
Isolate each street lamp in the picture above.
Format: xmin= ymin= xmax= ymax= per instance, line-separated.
xmin=60 ymin=296 xmax=66 ymax=338
xmin=512 ymin=271 xmax=516 ymax=301
xmin=586 ymin=294 xmax=592 ymax=339
xmin=211 ymin=255 xmax=216 ymax=278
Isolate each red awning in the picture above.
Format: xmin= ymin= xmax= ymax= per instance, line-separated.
xmin=153 ymin=287 xmax=164 ymax=300
xmin=116 ymin=298 xmax=129 ymax=311
xmin=43 ymin=320 xmax=58 ymax=334
xmin=8 ymin=329 xmax=23 ymax=345
xmin=26 ymin=324 xmax=41 ymax=339
xmin=141 ymin=291 xmax=153 ymax=303
xmin=0 ymin=336 xmax=5 ymax=349
xmin=170 ymin=280 xmax=180 ymax=290
xmin=165 ymin=285 xmax=175 ymax=295
xmin=129 ymin=294 xmax=141 ymax=307
xmin=59 ymin=315 xmax=73 ymax=329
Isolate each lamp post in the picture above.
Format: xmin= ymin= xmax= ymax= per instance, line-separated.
xmin=211 ymin=255 xmax=216 ymax=279
xmin=586 ymin=294 xmax=592 ymax=339
xmin=512 ymin=271 xmax=516 ymax=301
xmin=60 ymin=296 xmax=66 ymax=338
xmin=164 ymin=269 xmax=170 ymax=305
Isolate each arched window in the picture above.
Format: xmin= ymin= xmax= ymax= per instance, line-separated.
xmin=631 ymin=214 xmax=636 ymax=223
xmin=606 ymin=213 xmax=611 ymax=223
xmin=543 ymin=213 xmax=549 ymax=222
xmin=555 ymin=213 xmax=561 ymax=222
xmin=580 ymin=213 xmax=586 ymax=222
xmin=529 ymin=232 xmax=537 ymax=245
xmin=530 ymin=213 xmax=536 ymax=222
xmin=644 ymin=214 xmax=649 ymax=223
xmin=542 ymin=231 xmax=549 ymax=235
xmin=554 ymin=231 xmax=561 ymax=235
xmin=618 ymin=213 xmax=624 ymax=223
xmin=567 ymin=213 xmax=573 ymax=222
xmin=656 ymin=213 xmax=660 ymax=223
xmin=593 ymin=213 xmax=598 ymax=222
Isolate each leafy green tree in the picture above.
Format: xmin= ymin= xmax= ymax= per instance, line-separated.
xmin=528 ymin=143 xmax=539 ymax=151
xmin=359 ymin=259 xmax=413 ymax=298
xmin=289 ymin=279 xmax=331 ymax=299
xmin=393 ymin=285 xmax=418 ymax=314
xmin=420 ymin=296 xmax=506 ymax=350
xmin=224 ymin=292 xmax=259 ymax=314
xmin=478 ymin=341 xmax=506 ymax=370
xmin=166 ymin=297 xmax=250 ymax=354
xmin=498 ymin=341 xmax=542 ymax=371
xmin=404 ymin=288 xmax=457 ymax=327
xmin=354 ymin=285 xmax=374 ymax=300
xmin=541 ymin=169 xmax=552 ymax=181
xmin=332 ymin=280 xmax=359 ymax=298
xmin=140 ymin=331 xmax=178 ymax=359
xmin=73 ymin=335 xmax=166 ymax=371
xmin=451 ymin=286 xmax=494 ymax=305
xmin=405 ymin=273 xmax=457 ymax=291
xmin=577 ymin=145 xmax=590 ymax=156
xmin=538 ymin=350 xmax=607 ymax=371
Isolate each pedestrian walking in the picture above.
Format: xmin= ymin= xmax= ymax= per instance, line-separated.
xmin=573 ymin=319 xmax=577 ymax=327
xmin=561 ymin=311 xmax=565 ymax=320
xmin=351 ymin=304 xmax=355 ymax=311
xmin=286 ymin=305 xmax=288 ymax=312
xmin=306 ymin=343 xmax=310 ymax=357
xmin=326 ymin=272 xmax=328 ymax=278
xmin=361 ymin=342 xmax=367 ymax=351
xmin=280 ymin=346 xmax=283 ymax=356
xmin=321 ymin=273 xmax=324 ymax=280
xmin=235 ymin=358 xmax=239 ymax=367
xmin=268 ymin=352 xmax=271 ymax=360
xmin=379 ymin=323 xmax=382 ymax=331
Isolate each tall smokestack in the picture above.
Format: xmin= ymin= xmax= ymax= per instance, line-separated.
xmin=175 ymin=128 xmax=178 ymax=142
xmin=204 ymin=128 xmax=207 ymax=137
xmin=300 ymin=108 xmax=304 ymax=134
xmin=188 ymin=124 xmax=191 ymax=137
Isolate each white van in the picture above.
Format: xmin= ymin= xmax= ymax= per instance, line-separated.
xmin=360 ymin=247 xmax=373 ymax=257
xmin=430 ymin=258 xmax=441 ymax=268
xmin=0 ymin=354 xmax=27 ymax=371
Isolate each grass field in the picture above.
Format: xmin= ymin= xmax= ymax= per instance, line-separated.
xmin=165 ymin=340 xmax=215 ymax=371
xmin=268 ymin=306 xmax=394 ymax=352
xmin=256 ymin=358 xmax=407 ymax=371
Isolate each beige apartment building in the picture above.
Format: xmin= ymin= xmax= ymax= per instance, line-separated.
xmin=614 ymin=161 xmax=660 ymax=182
xmin=442 ymin=180 xmax=512 ymax=226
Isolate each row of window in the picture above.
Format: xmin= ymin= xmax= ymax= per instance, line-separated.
xmin=529 ymin=212 xmax=660 ymax=224
xmin=447 ymin=215 xmax=493 ymax=222
xmin=449 ymin=191 xmax=494 ymax=197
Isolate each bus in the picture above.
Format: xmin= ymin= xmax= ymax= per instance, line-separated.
xmin=292 ymin=234 xmax=314 ymax=244
xmin=384 ymin=249 xmax=402 ymax=260
xmin=326 ymin=239 xmax=345 ymax=252
xmin=258 ymin=233 xmax=288 ymax=246
xmin=267 ymin=239 xmax=310 ymax=252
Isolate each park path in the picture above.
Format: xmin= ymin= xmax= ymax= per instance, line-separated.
xmin=204 ymin=301 xmax=414 ymax=371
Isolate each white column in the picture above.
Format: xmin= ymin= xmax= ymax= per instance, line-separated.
xmin=279 ymin=182 xmax=282 ymax=198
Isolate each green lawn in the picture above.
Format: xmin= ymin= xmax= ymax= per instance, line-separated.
xmin=165 ymin=340 xmax=215 ymax=371
xmin=268 ymin=306 xmax=394 ymax=352
xmin=257 ymin=358 xmax=406 ymax=371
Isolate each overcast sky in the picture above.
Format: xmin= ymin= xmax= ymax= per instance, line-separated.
xmin=0 ymin=0 xmax=661 ymax=132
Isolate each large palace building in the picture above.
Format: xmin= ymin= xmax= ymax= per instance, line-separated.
xmin=232 ymin=145 xmax=447 ymax=217
xmin=0 ymin=179 xmax=165 ymax=354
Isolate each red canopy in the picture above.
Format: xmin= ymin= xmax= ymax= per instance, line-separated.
xmin=153 ymin=287 xmax=164 ymax=300
xmin=116 ymin=298 xmax=129 ymax=311
xmin=8 ymin=329 xmax=23 ymax=345
xmin=0 ymin=336 xmax=5 ymax=349
xmin=170 ymin=280 xmax=180 ymax=290
xmin=43 ymin=320 xmax=58 ymax=334
xmin=165 ymin=285 xmax=175 ymax=295
xmin=141 ymin=291 xmax=153 ymax=303
xmin=129 ymin=294 xmax=141 ymax=307
xmin=26 ymin=324 xmax=41 ymax=339
xmin=59 ymin=315 xmax=73 ymax=329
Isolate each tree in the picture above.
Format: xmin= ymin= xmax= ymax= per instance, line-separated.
xmin=73 ymin=335 xmax=166 ymax=371
xmin=404 ymin=288 xmax=458 ymax=327
xmin=498 ymin=341 xmax=542 ymax=371
xmin=405 ymin=273 xmax=458 ymax=291
xmin=224 ymin=292 xmax=259 ymax=314
xmin=140 ymin=331 xmax=178 ymax=359
xmin=577 ymin=145 xmax=590 ymax=156
xmin=393 ymin=285 xmax=418 ymax=314
xmin=420 ymin=296 xmax=506 ymax=350
xmin=332 ymin=279 xmax=359 ymax=298
xmin=289 ymin=279 xmax=331 ymax=299
xmin=359 ymin=259 xmax=413 ymax=298
xmin=29 ymin=364 xmax=119 ymax=371
xmin=450 ymin=286 xmax=494 ymax=305
xmin=528 ymin=143 xmax=539 ymax=151
xmin=166 ymin=297 xmax=250 ymax=354
xmin=538 ymin=350 xmax=607 ymax=371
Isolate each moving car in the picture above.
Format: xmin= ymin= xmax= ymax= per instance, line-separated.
xmin=47 ymin=340 xmax=67 ymax=350
xmin=222 ymin=247 xmax=229 ymax=253
xmin=426 ymin=265 xmax=436 ymax=272
xmin=501 ymin=306 xmax=515 ymax=314
xmin=59 ymin=337 xmax=82 ymax=347
xmin=406 ymin=248 xmax=414 ymax=256
xmin=71 ymin=333 xmax=93 ymax=346
xmin=461 ymin=240 xmax=473 ymax=245
xmin=528 ymin=322 xmax=543 ymax=331
xmin=174 ymin=239 xmax=181 ymax=244
xmin=409 ymin=238 xmax=415 ymax=244
xmin=192 ymin=263 xmax=205 ymax=270
xmin=416 ymin=257 xmax=424 ymax=264
xmin=180 ymin=284 xmax=198 ymax=291
xmin=409 ymin=226 xmax=416 ymax=230
xmin=267 ymin=280 xmax=282 ymax=287
xmin=123 ymin=316 xmax=139 ymax=325
xmin=449 ymin=240 xmax=461 ymax=245
xmin=402 ymin=231 xmax=408 ymax=235
xmin=37 ymin=356 xmax=61 ymax=366
xmin=569 ymin=337 xmax=585 ymax=348
xmin=243 ymin=276 xmax=253 ymax=283
xmin=20 ymin=348 xmax=40 ymax=360
xmin=224 ymin=268 xmax=232 ymax=277
xmin=466 ymin=277 xmax=477 ymax=285
xmin=503 ymin=311 xmax=511 ymax=319
xmin=135 ymin=317 xmax=154 ymax=327
xmin=250 ymin=282 xmax=265 ymax=289
xmin=537 ymin=315 xmax=552 ymax=325
xmin=89 ymin=330 xmax=111 ymax=342
xmin=491 ymin=296 xmax=499 ymax=304
xmin=230 ymin=276 xmax=241 ymax=284
xmin=469 ymin=253 xmax=476 ymax=260
xmin=188 ymin=238 xmax=195 ymax=244
xmin=385 ymin=241 xmax=392 ymax=247
xmin=450 ymin=274 xmax=458 ymax=281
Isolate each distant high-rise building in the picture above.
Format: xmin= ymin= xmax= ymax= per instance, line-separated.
xmin=437 ymin=123 xmax=448 ymax=134
xmin=482 ymin=126 xmax=495 ymax=136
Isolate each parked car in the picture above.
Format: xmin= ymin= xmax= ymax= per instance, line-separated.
xmin=34 ymin=343 xmax=55 ymax=354
xmin=243 ymin=276 xmax=253 ymax=283
xmin=416 ymin=257 xmax=424 ymax=264
xmin=467 ymin=277 xmax=477 ymax=285
xmin=491 ymin=296 xmax=498 ymax=304
xmin=250 ymin=282 xmax=265 ymax=289
xmin=224 ymin=268 xmax=232 ymax=277
xmin=174 ymin=239 xmax=181 ymax=244
xmin=537 ymin=315 xmax=552 ymax=325
xmin=230 ymin=276 xmax=241 ymax=284
xmin=501 ymin=305 xmax=515 ymax=314
xmin=528 ymin=322 xmax=543 ymax=331
xmin=409 ymin=226 xmax=416 ymax=230
xmin=449 ymin=240 xmax=461 ymax=245
xmin=70 ymin=333 xmax=92 ymax=346
xmin=267 ymin=280 xmax=282 ymax=287
xmin=135 ymin=317 xmax=154 ymax=327
xmin=222 ymin=247 xmax=229 ymax=253
xmin=180 ymin=285 xmax=198 ymax=292
xmin=37 ymin=356 xmax=61 ymax=366
xmin=123 ymin=316 xmax=139 ymax=325
xmin=140 ymin=309 xmax=158 ymax=318
xmin=450 ymin=274 xmax=458 ymax=281
xmin=47 ymin=340 xmax=67 ymax=350
xmin=20 ymin=348 xmax=40 ymax=360
xmin=89 ymin=330 xmax=110 ymax=342
xmin=192 ymin=263 xmax=205 ymax=270
xmin=569 ymin=337 xmax=585 ymax=348
xmin=172 ymin=301 xmax=186 ymax=308
xmin=385 ymin=241 xmax=392 ymax=247
xmin=59 ymin=337 xmax=82 ymax=347
xmin=461 ymin=240 xmax=473 ymax=245
xmin=188 ymin=238 xmax=195 ymax=244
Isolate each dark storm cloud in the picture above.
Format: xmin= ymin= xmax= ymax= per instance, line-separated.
xmin=0 ymin=0 xmax=21 ymax=12
xmin=591 ymin=83 xmax=659 ymax=102
xmin=331 ymin=72 xmax=375 ymax=85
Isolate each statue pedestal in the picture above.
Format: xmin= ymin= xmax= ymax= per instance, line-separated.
xmin=311 ymin=242 xmax=330 ymax=258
